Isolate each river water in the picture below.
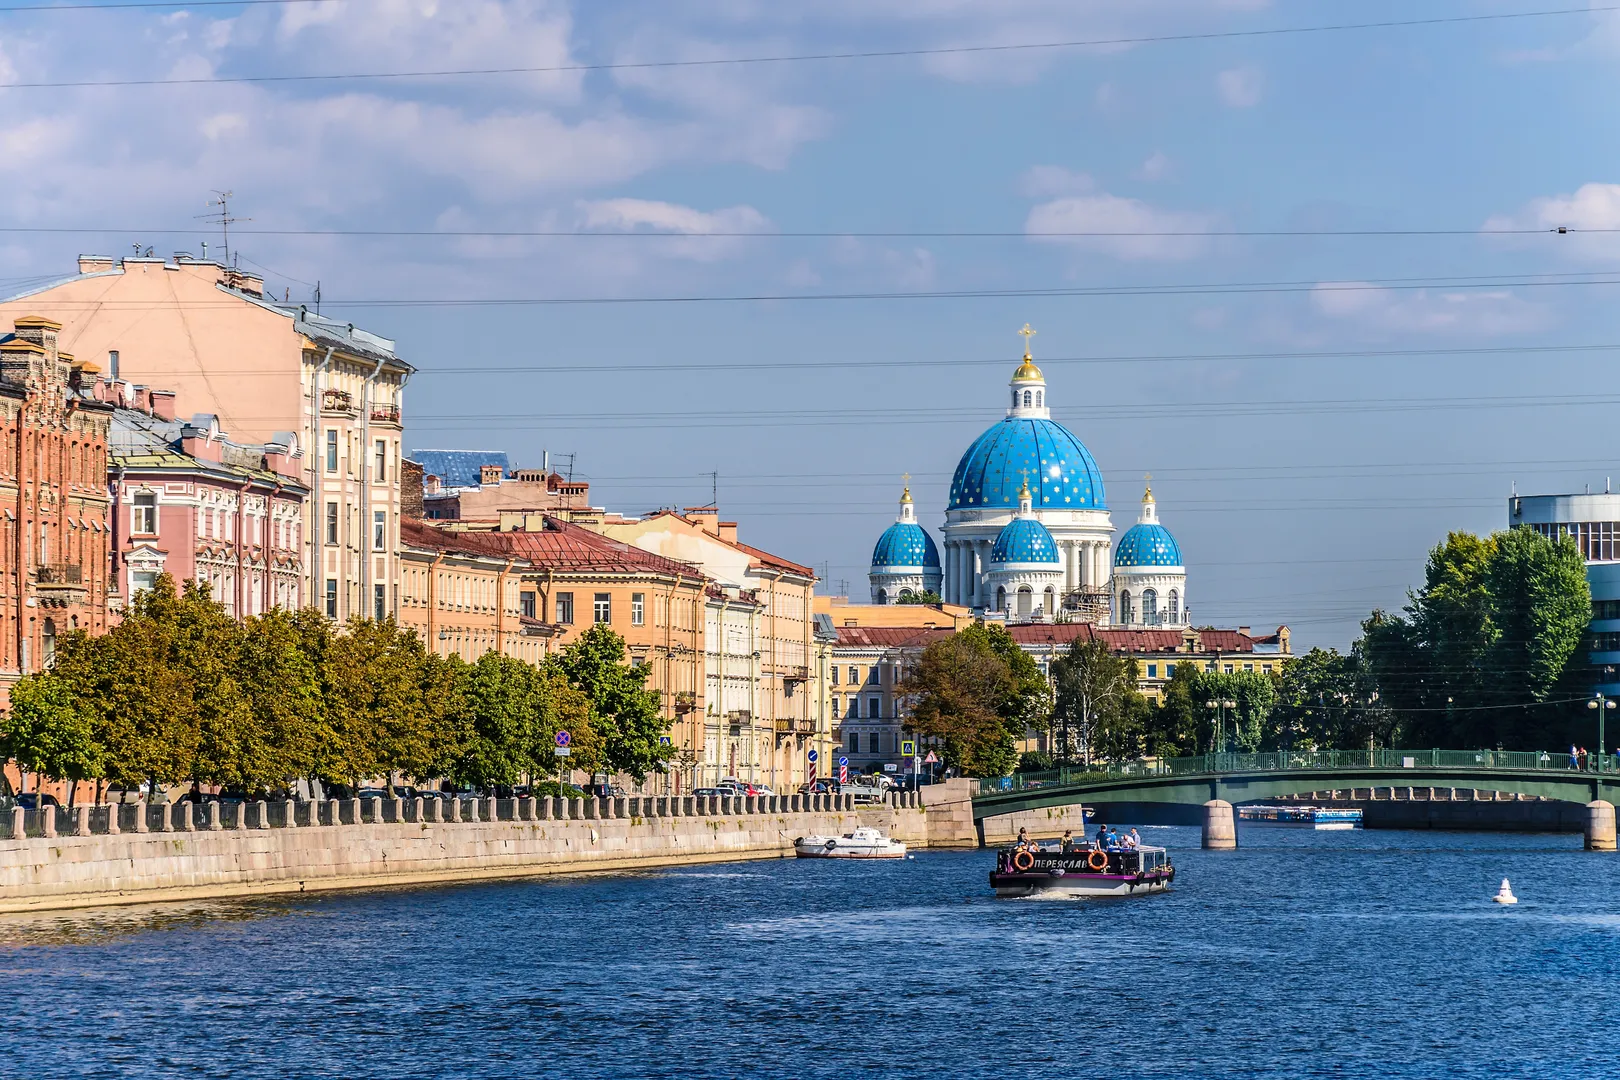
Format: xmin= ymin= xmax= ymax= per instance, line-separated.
xmin=4 ymin=825 xmax=1619 ymax=1078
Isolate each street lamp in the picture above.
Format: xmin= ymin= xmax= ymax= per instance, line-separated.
xmin=1588 ymin=693 xmax=1616 ymax=771
xmin=1205 ymin=698 xmax=1238 ymax=755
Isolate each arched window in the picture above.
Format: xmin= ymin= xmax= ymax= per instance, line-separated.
xmin=1044 ymin=586 xmax=1056 ymax=613
xmin=1167 ymin=589 xmax=1180 ymax=622
xmin=1022 ymin=390 xmax=1033 ymax=407
xmin=1142 ymin=588 xmax=1158 ymax=626
xmin=877 ymin=588 xmax=888 ymax=605
xmin=42 ymin=618 xmax=56 ymax=667
xmin=996 ymin=585 xmax=1007 ymax=612
xmin=898 ymin=588 xmax=913 ymax=600
xmin=1012 ymin=389 xmax=1019 ymax=408
xmin=1119 ymin=590 xmax=1133 ymax=625
xmin=1035 ymin=391 xmax=1043 ymax=407
xmin=1017 ymin=585 xmax=1034 ymax=617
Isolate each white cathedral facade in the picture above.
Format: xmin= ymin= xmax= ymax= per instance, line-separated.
xmin=868 ymin=327 xmax=1188 ymax=629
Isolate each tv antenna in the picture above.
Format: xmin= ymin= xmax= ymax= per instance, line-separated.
xmin=197 ymin=191 xmax=251 ymax=266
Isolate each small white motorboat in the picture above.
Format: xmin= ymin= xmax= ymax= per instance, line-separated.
xmin=794 ymin=826 xmax=907 ymax=859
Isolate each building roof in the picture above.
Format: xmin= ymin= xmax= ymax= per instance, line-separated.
xmin=950 ymin=416 xmax=1107 ymax=512
xmin=991 ymin=516 xmax=1061 ymax=566
xmin=411 ymin=449 xmax=510 ymax=491
xmin=1004 ymin=623 xmax=1286 ymax=654
xmin=1115 ymin=521 xmax=1183 ymax=568
xmin=834 ymin=626 xmax=949 ymax=649
xmin=489 ymin=517 xmax=706 ymax=579
xmin=724 ymin=538 xmax=815 ymax=578
xmin=400 ymin=518 xmax=521 ymax=562
xmin=871 ymin=520 xmax=941 ymax=570
xmin=109 ymin=406 xmax=306 ymax=490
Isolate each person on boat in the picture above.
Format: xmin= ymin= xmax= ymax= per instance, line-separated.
xmin=1104 ymin=828 xmax=1122 ymax=852
xmin=1060 ymin=829 xmax=1074 ymax=853
xmin=1128 ymin=828 xmax=1143 ymax=849
xmin=1095 ymin=823 xmax=1109 ymax=849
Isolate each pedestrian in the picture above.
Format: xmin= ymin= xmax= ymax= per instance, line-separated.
xmin=1580 ymin=747 xmax=1589 ymax=771
xmin=1571 ymin=743 xmax=1580 ymax=770
xmin=1060 ymin=829 xmax=1074 ymax=854
xmin=1128 ymin=827 xmax=1143 ymax=849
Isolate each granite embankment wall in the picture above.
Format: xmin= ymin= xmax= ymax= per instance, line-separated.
xmin=1276 ymin=787 xmax=1588 ymax=832
xmin=0 ymin=790 xmax=974 ymax=913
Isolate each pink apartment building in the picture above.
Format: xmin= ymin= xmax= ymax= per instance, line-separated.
xmin=109 ymin=386 xmax=307 ymax=616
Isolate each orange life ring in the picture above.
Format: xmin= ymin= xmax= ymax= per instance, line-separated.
xmin=1011 ymin=849 xmax=1035 ymax=872
xmin=1086 ymin=849 xmax=1109 ymax=872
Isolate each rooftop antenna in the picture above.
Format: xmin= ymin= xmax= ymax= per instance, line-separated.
xmin=197 ymin=190 xmax=251 ymax=267
xmin=707 ymin=470 xmax=719 ymax=508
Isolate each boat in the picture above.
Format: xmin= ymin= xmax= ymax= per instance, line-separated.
xmin=988 ymin=841 xmax=1174 ymax=898
xmin=793 ymin=826 xmax=907 ymax=859
xmin=1237 ymin=805 xmax=1363 ymax=830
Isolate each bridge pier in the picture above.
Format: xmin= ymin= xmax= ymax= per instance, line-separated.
xmin=1202 ymin=799 xmax=1236 ymax=850
xmin=1585 ymin=800 xmax=1616 ymax=851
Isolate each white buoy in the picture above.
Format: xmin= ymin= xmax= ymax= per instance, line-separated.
xmin=1493 ymin=878 xmax=1517 ymax=905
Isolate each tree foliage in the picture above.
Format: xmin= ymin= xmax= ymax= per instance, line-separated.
xmin=550 ymin=623 xmax=670 ymax=782
xmin=899 ymin=629 xmax=1020 ymax=776
xmin=1049 ymin=637 xmax=1144 ymax=765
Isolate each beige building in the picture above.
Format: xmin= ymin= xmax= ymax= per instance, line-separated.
xmin=0 ymin=255 xmax=411 ymax=623
xmin=397 ymin=518 xmax=550 ymax=665
xmin=589 ymin=508 xmax=822 ymax=791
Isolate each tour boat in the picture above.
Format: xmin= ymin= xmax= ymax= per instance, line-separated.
xmin=1238 ymin=805 xmax=1363 ymax=830
xmin=793 ymin=826 xmax=907 ymax=859
xmin=989 ymin=842 xmax=1174 ymax=898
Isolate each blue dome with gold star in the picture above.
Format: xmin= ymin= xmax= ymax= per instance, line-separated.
xmin=991 ymin=516 xmax=1061 ymax=565
xmin=871 ymin=521 xmax=940 ymax=570
xmin=1114 ymin=522 xmax=1183 ymax=568
xmin=949 ymin=417 xmax=1107 ymax=512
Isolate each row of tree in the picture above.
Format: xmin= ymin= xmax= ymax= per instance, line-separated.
xmin=0 ymin=576 xmax=671 ymax=801
xmin=899 ymin=527 xmax=1597 ymax=771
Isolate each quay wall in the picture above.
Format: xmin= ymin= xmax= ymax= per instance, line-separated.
xmin=1079 ymin=787 xmax=1590 ymax=831
xmin=0 ymin=792 xmax=953 ymax=913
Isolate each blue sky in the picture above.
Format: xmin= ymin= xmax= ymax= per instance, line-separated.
xmin=2 ymin=0 xmax=1619 ymax=647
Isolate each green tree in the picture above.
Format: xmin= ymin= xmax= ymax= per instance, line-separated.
xmin=1196 ymin=670 xmax=1276 ymax=751
xmin=1145 ymin=661 xmax=1204 ymax=757
xmin=236 ymin=607 xmax=324 ymax=792
xmin=899 ymin=630 xmax=1018 ymax=776
xmin=447 ymin=651 xmax=543 ymax=791
xmin=552 ymin=624 xmax=669 ymax=782
xmin=323 ymin=616 xmax=442 ymax=789
xmin=3 ymin=662 xmax=100 ymax=803
xmin=1049 ymin=637 xmax=1142 ymax=764
xmin=894 ymin=591 xmax=942 ymax=605
xmin=1483 ymin=527 xmax=1591 ymax=745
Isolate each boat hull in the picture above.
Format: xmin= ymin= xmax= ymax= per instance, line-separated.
xmin=989 ymin=870 xmax=1172 ymax=898
xmin=794 ymin=848 xmax=906 ymax=860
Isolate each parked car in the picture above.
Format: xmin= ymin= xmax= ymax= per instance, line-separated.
xmin=693 ymin=788 xmax=731 ymax=797
xmin=15 ymin=793 xmax=60 ymax=811
xmin=797 ymin=779 xmax=838 ymax=795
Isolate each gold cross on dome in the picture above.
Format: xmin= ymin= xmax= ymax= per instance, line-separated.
xmin=1018 ymin=323 xmax=1037 ymax=358
xmin=901 ymin=472 xmax=911 ymax=485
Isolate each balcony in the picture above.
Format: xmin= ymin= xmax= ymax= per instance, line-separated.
xmin=370 ymin=404 xmax=401 ymax=425
xmin=782 ymin=665 xmax=810 ymax=683
xmin=35 ymin=563 xmax=86 ymax=607
xmin=674 ymin=691 xmax=698 ymax=713
xmin=773 ymin=717 xmax=813 ymax=735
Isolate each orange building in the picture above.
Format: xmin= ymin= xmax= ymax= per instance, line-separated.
xmin=397 ymin=518 xmax=550 ymax=665
xmin=0 ymin=317 xmax=116 ymax=694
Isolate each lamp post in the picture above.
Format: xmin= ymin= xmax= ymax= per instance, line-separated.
xmin=1588 ymin=693 xmax=1616 ymax=771
xmin=1205 ymin=698 xmax=1238 ymax=757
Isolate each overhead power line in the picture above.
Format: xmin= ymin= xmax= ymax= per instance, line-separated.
xmin=0 ymin=5 xmax=1610 ymax=88
xmin=0 ymin=225 xmax=1607 ymax=238
xmin=0 ymin=0 xmax=337 ymax=10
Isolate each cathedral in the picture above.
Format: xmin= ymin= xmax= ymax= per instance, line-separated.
xmin=867 ymin=326 xmax=1187 ymax=629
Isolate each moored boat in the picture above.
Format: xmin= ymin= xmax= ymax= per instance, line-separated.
xmin=1238 ymin=805 xmax=1362 ymax=830
xmin=794 ymin=826 xmax=907 ymax=859
xmin=989 ymin=841 xmax=1174 ymax=898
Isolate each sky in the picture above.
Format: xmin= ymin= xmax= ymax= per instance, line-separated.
xmin=2 ymin=0 xmax=1619 ymax=648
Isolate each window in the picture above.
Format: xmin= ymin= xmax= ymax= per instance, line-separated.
xmin=521 ymin=591 xmax=536 ymax=619
xmin=325 ymin=578 xmax=338 ymax=618
xmin=321 ymin=502 xmax=337 ymax=546
xmin=38 ymin=526 xmax=46 ymax=564
xmin=42 ymin=618 xmax=55 ymax=667
xmin=373 ymin=510 xmax=386 ymax=552
xmin=374 ymin=439 xmax=386 ymax=481
xmin=631 ymin=593 xmax=645 ymax=626
xmin=830 ymin=666 xmax=839 ymax=686
xmin=1142 ymin=589 xmax=1158 ymax=626
xmin=830 ymin=698 xmax=840 ymax=718
xmin=556 ymin=592 xmax=574 ymax=624
xmin=848 ymin=666 xmax=858 ymax=684
xmin=1244 ymin=663 xmax=1254 ymax=672
xmin=132 ymin=491 xmax=157 ymax=535
xmin=1594 ymin=632 xmax=1620 ymax=652
xmin=1166 ymin=663 xmax=1176 ymax=677
xmin=1167 ymin=589 xmax=1180 ymax=623
xmin=374 ymin=583 xmax=386 ymax=621
xmin=868 ymin=732 xmax=880 ymax=754
xmin=325 ymin=429 xmax=338 ymax=473
xmin=847 ymin=731 xmax=859 ymax=752
xmin=130 ymin=570 xmax=157 ymax=595
xmin=868 ymin=697 xmax=882 ymax=720
xmin=1223 ymin=664 xmax=1234 ymax=674
xmin=1119 ymin=590 xmax=1133 ymax=625
xmin=594 ymin=593 xmax=611 ymax=624
xmin=846 ymin=697 xmax=860 ymax=719
xmin=1596 ymin=599 xmax=1620 ymax=621
xmin=1147 ymin=664 xmax=1158 ymax=678
xmin=867 ymin=666 xmax=879 ymax=685
xmin=1035 ymin=390 xmax=1043 ymax=407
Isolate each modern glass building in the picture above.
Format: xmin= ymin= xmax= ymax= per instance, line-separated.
xmin=1508 ymin=488 xmax=1620 ymax=697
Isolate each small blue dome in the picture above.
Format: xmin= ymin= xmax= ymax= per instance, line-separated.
xmin=991 ymin=517 xmax=1060 ymax=565
xmin=1114 ymin=522 xmax=1183 ymax=568
xmin=871 ymin=521 xmax=940 ymax=570
xmin=949 ymin=417 xmax=1107 ymax=511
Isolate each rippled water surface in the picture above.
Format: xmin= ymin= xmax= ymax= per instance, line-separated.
xmin=4 ymin=825 xmax=1619 ymax=1078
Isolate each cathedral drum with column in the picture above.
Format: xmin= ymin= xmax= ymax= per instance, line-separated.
xmin=940 ymin=326 xmax=1114 ymax=620
xmin=1113 ymin=483 xmax=1188 ymax=628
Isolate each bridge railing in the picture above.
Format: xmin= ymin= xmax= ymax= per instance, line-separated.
xmin=977 ymin=748 xmax=1604 ymax=795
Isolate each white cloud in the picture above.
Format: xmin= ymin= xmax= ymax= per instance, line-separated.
xmin=1018 ymin=165 xmax=1095 ymax=198
xmin=575 ymin=199 xmax=773 ymax=262
xmin=1483 ymin=182 xmax=1620 ymax=263
xmin=1216 ymin=66 xmax=1263 ymax=108
xmin=1136 ymin=151 xmax=1171 ymax=181
xmin=1025 ymin=191 xmax=1217 ymax=261
xmin=1310 ymin=282 xmax=1548 ymax=338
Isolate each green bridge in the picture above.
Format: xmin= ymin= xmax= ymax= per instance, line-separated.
xmin=971 ymin=749 xmax=1620 ymax=849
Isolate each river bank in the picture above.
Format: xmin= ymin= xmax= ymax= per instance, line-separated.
xmin=0 ymin=789 xmax=976 ymax=913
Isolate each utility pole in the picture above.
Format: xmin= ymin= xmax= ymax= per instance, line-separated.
xmin=1589 ymin=692 xmax=1616 ymax=771
xmin=198 ymin=191 xmax=251 ymax=266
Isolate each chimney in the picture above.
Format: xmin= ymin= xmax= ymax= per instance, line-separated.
xmin=1238 ymin=626 xmax=1251 ymax=638
xmin=181 ymin=423 xmax=224 ymax=463
xmin=133 ymin=386 xmax=153 ymax=414
xmin=150 ymin=390 xmax=176 ymax=422
xmin=479 ymin=463 xmax=504 ymax=486
xmin=684 ymin=506 xmax=719 ymax=532
xmin=78 ymin=255 xmax=115 ymax=275
xmin=10 ymin=315 xmax=59 ymax=351
xmin=718 ymin=521 xmax=738 ymax=544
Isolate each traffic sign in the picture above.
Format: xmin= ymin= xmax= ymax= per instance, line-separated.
xmin=659 ymin=736 xmax=672 ymax=746
xmin=900 ymin=739 xmax=915 ymax=757
xmin=553 ymin=747 xmax=571 ymax=758
xmin=807 ymin=749 xmax=819 ymax=763
xmin=838 ymin=755 xmax=848 ymax=784
xmin=923 ymin=751 xmax=939 ymax=764
xmin=555 ymin=731 xmax=571 ymax=748
xmin=838 ymin=756 xmax=848 ymax=767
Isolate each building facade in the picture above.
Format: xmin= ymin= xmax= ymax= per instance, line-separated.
xmin=590 ymin=508 xmax=822 ymax=792
xmin=1509 ymin=488 xmax=1620 ymax=699
xmin=397 ymin=518 xmax=549 ymax=665
xmin=110 ymin=390 xmax=307 ymax=616
xmin=0 ymin=318 xmax=116 ymax=691
xmin=0 ymin=255 xmax=410 ymax=625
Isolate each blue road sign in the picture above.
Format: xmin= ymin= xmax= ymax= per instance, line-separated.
xmin=807 ymin=749 xmax=819 ymax=763
xmin=556 ymin=731 xmax=571 ymax=748
xmin=837 ymin=756 xmax=848 ymax=767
